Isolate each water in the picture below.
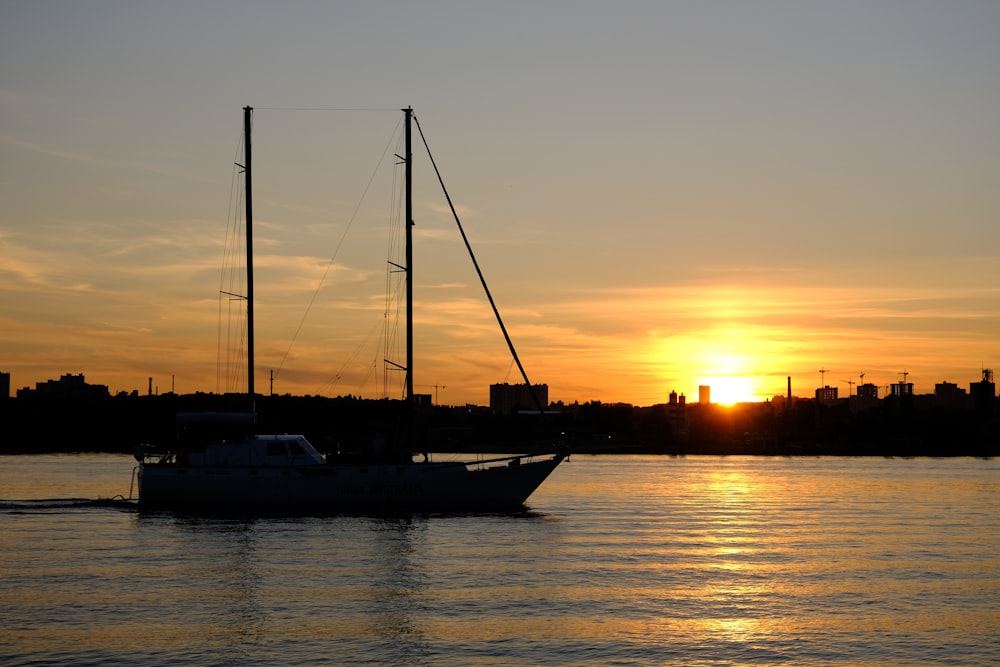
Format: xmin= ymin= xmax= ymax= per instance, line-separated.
xmin=1 ymin=454 xmax=997 ymax=666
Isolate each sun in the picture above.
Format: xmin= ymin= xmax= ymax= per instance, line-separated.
xmin=652 ymin=333 xmax=772 ymax=405
xmin=698 ymin=375 xmax=758 ymax=405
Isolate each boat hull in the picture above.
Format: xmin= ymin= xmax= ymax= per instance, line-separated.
xmin=137 ymin=455 xmax=563 ymax=512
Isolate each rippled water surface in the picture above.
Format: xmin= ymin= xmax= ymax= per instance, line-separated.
xmin=1 ymin=454 xmax=998 ymax=666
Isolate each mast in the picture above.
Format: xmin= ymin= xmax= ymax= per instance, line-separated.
xmin=243 ymin=106 xmax=255 ymax=413
xmin=404 ymin=107 xmax=414 ymax=432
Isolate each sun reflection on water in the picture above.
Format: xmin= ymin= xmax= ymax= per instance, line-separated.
xmin=3 ymin=455 xmax=998 ymax=666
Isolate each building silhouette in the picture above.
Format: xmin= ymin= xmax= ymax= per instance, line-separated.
xmin=815 ymin=385 xmax=838 ymax=403
xmin=667 ymin=390 xmax=688 ymax=433
xmin=935 ymin=381 xmax=968 ymax=410
xmin=970 ymin=369 xmax=996 ymax=416
xmin=857 ymin=383 xmax=879 ymax=399
xmin=891 ymin=382 xmax=914 ymax=397
xmin=489 ymin=382 xmax=549 ymax=415
xmin=851 ymin=382 xmax=880 ymax=413
xmin=0 ymin=372 xmax=9 ymax=400
xmin=698 ymin=385 xmax=710 ymax=404
xmin=16 ymin=373 xmax=110 ymax=400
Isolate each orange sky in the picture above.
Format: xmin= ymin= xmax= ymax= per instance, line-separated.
xmin=2 ymin=3 xmax=998 ymax=406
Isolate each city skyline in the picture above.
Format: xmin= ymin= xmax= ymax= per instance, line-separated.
xmin=5 ymin=366 xmax=995 ymax=408
xmin=2 ymin=2 xmax=998 ymax=406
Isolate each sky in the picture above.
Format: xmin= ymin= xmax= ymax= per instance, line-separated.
xmin=2 ymin=1 xmax=999 ymax=406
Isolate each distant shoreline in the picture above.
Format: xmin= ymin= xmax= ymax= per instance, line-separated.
xmin=2 ymin=391 xmax=996 ymax=459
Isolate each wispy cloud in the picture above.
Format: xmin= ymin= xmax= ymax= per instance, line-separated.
xmin=0 ymin=133 xmax=220 ymax=183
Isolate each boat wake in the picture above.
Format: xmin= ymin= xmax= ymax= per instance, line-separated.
xmin=0 ymin=497 xmax=137 ymax=513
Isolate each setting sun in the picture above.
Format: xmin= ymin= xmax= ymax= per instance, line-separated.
xmin=646 ymin=330 xmax=783 ymax=406
xmin=692 ymin=347 xmax=765 ymax=404
xmin=698 ymin=375 xmax=758 ymax=405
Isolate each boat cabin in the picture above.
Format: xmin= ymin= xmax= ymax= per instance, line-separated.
xmin=177 ymin=434 xmax=326 ymax=467
xmin=173 ymin=412 xmax=326 ymax=467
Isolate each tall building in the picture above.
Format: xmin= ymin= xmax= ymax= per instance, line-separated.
xmin=970 ymin=369 xmax=996 ymax=416
xmin=698 ymin=385 xmax=710 ymax=404
xmin=0 ymin=371 xmax=9 ymax=399
xmin=667 ymin=390 xmax=687 ymax=433
xmin=852 ymin=382 xmax=880 ymax=413
xmin=815 ymin=386 xmax=839 ymax=403
xmin=890 ymin=382 xmax=914 ymax=397
xmin=857 ymin=383 xmax=879 ymax=399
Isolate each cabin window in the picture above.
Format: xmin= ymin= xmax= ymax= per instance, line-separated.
xmin=267 ymin=442 xmax=285 ymax=457
xmin=289 ymin=442 xmax=304 ymax=456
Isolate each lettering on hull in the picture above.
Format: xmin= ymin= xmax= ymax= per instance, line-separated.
xmin=372 ymin=484 xmax=424 ymax=495
xmin=335 ymin=484 xmax=426 ymax=495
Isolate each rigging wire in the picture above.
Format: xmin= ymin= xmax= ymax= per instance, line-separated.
xmin=411 ymin=112 xmax=547 ymax=415
xmin=218 ymin=129 xmax=249 ymax=394
xmin=382 ymin=128 xmax=406 ymax=399
xmin=503 ymin=358 xmax=516 ymax=384
xmin=313 ymin=130 xmax=406 ymax=400
xmin=313 ymin=317 xmax=384 ymax=396
xmin=272 ymin=115 xmax=404 ymax=385
xmin=215 ymin=108 xmax=400 ymax=397
xmin=218 ymin=107 xmax=539 ymax=407
xmin=253 ymin=106 xmax=400 ymax=112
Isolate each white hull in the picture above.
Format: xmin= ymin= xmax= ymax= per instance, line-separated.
xmin=137 ymin=454 xmax=563 ymax=512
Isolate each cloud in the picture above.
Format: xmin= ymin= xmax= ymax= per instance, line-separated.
xmin=0 ymin=132 xmax=220 ymax=183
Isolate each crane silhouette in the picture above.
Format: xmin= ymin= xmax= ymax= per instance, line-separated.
xmin=417 ymin=383 xmax=447 ymax=404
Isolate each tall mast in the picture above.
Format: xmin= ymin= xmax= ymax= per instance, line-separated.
xmin=404 ymin=107 xmax=414 ymax=421
xmin=243 ymin=106 xmax=255 ymax=412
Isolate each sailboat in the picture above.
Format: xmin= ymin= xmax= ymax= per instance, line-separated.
xmin=134 ymin=106 xmax=564 ymax=512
